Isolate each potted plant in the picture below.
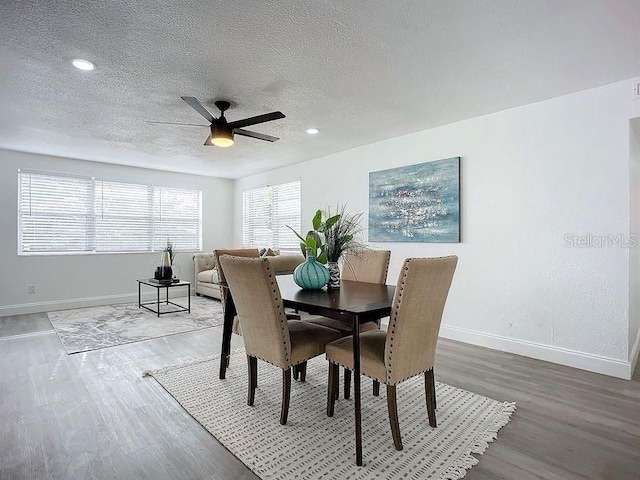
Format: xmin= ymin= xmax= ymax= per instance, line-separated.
xmin=320 ymin=205 xmax=365 ymax=288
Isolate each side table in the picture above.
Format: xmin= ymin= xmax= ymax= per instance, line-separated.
xmin=137 ymin=279 xmax=191 ymax=317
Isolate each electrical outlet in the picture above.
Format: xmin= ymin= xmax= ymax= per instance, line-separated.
xmin=27 ymin=285 xmax=36 ymax=294
xmin=633 ymin=78 xmax=640 ymax=100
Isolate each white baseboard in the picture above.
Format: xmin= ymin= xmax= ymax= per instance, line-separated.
xmin=440 ymin=324 xmax=632 ymax=380
xmin=630 ymin=327 xmax=640 ymax=377
xmin=0 ymin=291 xmax=192 ymax=317
xmin=0 ymin=293 xmax=138 ymax=317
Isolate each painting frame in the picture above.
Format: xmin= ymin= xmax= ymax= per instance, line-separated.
xmin=368 ymin=157 xmax=461 ymax=243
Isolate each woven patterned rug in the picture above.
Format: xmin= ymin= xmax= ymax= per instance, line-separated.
xmin=145 ymin=351 xmax=515 ymax=480
xmin=48 ymin=295 xmax=223 ymax=354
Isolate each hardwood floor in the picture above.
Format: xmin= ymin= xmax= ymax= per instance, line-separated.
xmin=1 ymin=312 xmax=638 ymax=479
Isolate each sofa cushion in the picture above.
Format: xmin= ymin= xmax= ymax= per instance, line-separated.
xmin=197 ymin=269 xmax=219 ymax=283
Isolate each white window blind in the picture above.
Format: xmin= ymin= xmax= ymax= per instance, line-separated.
xmin=18 ymin=171 xmax=202 ymax=254
xmin=243 ymin=181 xmax=301 ymax=250
xmin=19 ymin=173 xmax=93 ymax=253
xmin=152 ymin=186 xmax=202 ymax=251
xmin=94 ymin=180 xmax=152 ymax=252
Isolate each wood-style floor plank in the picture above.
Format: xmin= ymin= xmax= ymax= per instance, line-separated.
xmin=0 ymin=312 xmax=638 ymax=479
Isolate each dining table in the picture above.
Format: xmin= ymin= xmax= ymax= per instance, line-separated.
xmin=217 ymin=274 xmax=396 ymax=466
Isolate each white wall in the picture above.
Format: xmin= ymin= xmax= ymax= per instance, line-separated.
xmin=235 ymin=80 xmax=640 ymax=379
xmin=629 ymin=119 xmax=640 ymax=374
xmin=0 ymin=149 xmax=234 ymax=315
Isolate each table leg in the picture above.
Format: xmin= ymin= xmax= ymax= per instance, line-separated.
xmin=219 ymin=289 xmax=236 ymax=379
xmin=138 ymin=282 xmax=141 ymax=308
xmin=157 ymin=287 xmax=160 ymax=318
xmin=166 ymin=286 xmax=169 ymax=304
xmin=352 ymin=313 xmax=362 ymax=466
xmin=188 ymin=284 xmax=191 ymax=313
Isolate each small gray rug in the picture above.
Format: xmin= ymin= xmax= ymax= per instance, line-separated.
xmin=48 ymin=296 xmax=223 ymax=354
xmin=145 ymin=351 xmax=515 ymax=480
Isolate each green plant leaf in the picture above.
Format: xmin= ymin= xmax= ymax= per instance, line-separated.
xmin=317 ymin=246 xmax=328 ymax=264
xmin=299 ymin=242 xmax=307 ymax=257
xmin=325 ymin=214 xmax=341 ymax=229
xmin=312 ymin=210 xmax=323 ymax=230
xmin=286 ymin=224 xmax=307 ymax=243
xmin=305 ymin=232 xmax=317 ymax=253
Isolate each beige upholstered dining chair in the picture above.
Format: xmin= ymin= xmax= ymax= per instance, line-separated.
xmin=341 ymin=249 xmax=391 ymax=284
xmin=213 ymin=248 xmax=260 ymax=335
xmin=214 ymin=248 xmax=303 ymax=337
xmin=302 ymin=249 xmax=391 ymax=398
xmin=325 ymin=256 xmax=458 ymax=450
xmin=220 ymin=255 xmax=342 ymax=425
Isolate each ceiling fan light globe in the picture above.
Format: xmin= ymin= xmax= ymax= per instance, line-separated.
xmin=211 ymin=124 xmax=234 ymax=147
xmin=212 ymin=137 xmax=234 ymax=147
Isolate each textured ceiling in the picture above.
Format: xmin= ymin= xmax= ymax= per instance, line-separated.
xmin=1 ymin=1 xmax=640 ymax=179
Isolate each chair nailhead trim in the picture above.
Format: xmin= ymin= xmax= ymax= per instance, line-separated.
xmin=386 ymin=259 xmax=412 ymax=383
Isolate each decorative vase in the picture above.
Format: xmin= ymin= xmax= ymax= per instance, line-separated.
xmin=327 ymin=261 xmax=340 ymax=289
xmin=293 ymin=254 xmax=330 ymax=290
xmin=158 ymin=251 xmax=173 ymax=280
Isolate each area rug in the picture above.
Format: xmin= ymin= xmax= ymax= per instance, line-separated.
xmin=144 ymin=351 xmax=515 ymax=480
xmin=48 ymin=296 xmax=224 ymax=354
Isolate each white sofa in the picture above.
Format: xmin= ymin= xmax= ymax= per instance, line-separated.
xmin=193 ymin=252 xmax=305 ymax=300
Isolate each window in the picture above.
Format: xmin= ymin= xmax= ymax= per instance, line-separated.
xmin=242 ymin=181 xmax=301 ymax=250
xmin=18 ymin=171 xmax=202 ymax=254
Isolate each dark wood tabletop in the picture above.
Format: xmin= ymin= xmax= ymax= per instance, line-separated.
xmin=277 ymin=274 xmax=395 ymax=320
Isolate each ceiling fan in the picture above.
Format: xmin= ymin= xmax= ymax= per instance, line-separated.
xmin=148 ymin=97 xmax=285 ymax=147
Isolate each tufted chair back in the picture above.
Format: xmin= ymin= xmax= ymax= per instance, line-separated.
xmin=341 ymin=250 xmax=391 ymax=284
xmin=384 ymin=256 xmax=457 ymax=385
xmin=220 ymin=256 xmax=292 ymax=368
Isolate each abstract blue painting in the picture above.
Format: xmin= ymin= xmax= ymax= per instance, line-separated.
xmin=369 ymin=157 xmax=460 ymax=242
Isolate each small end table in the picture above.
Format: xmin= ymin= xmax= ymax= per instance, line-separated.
xmin=137 ymin=279 xmax=191 ymax=317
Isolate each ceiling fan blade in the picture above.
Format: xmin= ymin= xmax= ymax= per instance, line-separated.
xmin=228 ymin=111 xmax=285 ymax=129
xmin=203 ymin=134 xmax=214 ymax=146
xmin=181 ymin=96 xmax=216 ymax=123
xmin=235 ymin=128 xmax=280 ymax=142
xmin=147 ymin=121 xmax=209 ymax=127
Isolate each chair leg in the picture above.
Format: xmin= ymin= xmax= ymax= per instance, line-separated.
xmin=373 ymin=380 xmax=380 ymax=396
xmin=386 ymin=384 xmax=403 ymax=451
xmin=425 ymin=369 xmax=437 ymax=427
xmin=327 ymin=362 xmax=337 ymax=416
xmin=280 ymin=368 xmax=292 ymax=425
xmin=299 ymin=361 xmax=307 ymax=382
xmin=247 ymin=356 xmax=257 ymax=406
xmin=344 ymin=368 xmax=351 ymax=399
xmin=293 ymin=364 xmax=299 ymax=380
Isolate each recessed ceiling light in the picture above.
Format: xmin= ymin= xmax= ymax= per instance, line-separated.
xmin=72 ymin=59 xmax=95 ymax=71
xmin=306 ymin=128 xmax=319 ymax=135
